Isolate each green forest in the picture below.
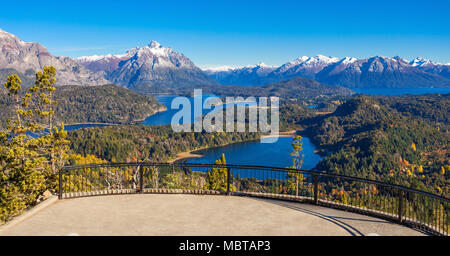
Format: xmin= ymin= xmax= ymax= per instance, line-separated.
xmin=0 ymin=84 xmax=163 ymax=129
xmin=282 ymin=94 xmax=449 ymax=196
xmin=67 ymin=125 xmax=261 ymax=163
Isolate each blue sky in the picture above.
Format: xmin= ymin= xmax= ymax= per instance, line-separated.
xmin=1 ymin=0 xmax=449 ymax=67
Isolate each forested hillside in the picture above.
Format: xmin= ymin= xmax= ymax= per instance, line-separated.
xmin=283 ymin=94 xmax=449 ymax=196
xmin=377 ymin=93 xmax=450 ymax=130
xmin=0 ymin=84 xmax=163 ymax=128
xmin=206 ymin=77 xmax=353 ymax=100
xmin=67 ymin=125 xmax=261 ymax=163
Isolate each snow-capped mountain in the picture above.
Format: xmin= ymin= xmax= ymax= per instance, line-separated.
xmin=0 ymin=28 xmax=109 ymax=86
xmin=314 ymin=56 xmax=449 ymax=88
xmin=409 ymin=57 xmax=450 ymax=80
xmin=263 ymin=55 xmax=340 ymax=84
xmin=3 ymin=27 xmax=447 ymax=90
xmin=75 ymin=41 xmax=218 ymax=93
xmin=203 ymin=62 xmax=277 ymax=86
xmin=205 ymin=55 xmax=450 ymax=88
xmin=74 ymin=53 xmax=131 ymax=74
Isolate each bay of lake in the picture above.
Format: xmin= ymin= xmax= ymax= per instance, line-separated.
xmin=141 ymin=95 xmax=322 ymax=169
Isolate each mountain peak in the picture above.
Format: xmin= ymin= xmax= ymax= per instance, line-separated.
xmin=410 ymin=57 xmax=435 ymax=67
xmin=314 ymin=54 xmax=339 ymax=62
xmin=340 ymin=57 xmax=358 ymax=64
xmin=295 ymin=56 xmax=310 ymax=62
xmin=393 ymin=56 xmax=408 ymax=64
xmin=0 ymin=28 xmax=30 ymax=46
xmin=149 ymin=41 xmax=161 ymax=48
xmin=0 ymin=28 xmax=109 ymax=86
xmin=254 ymin=62 xmax=276 ymax=68
xmin=257 ymin=62 xmax=267 ymax=67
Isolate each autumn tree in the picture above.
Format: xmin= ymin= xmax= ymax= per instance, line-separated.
xmin=287 ymin=135 xmax=304 ymax=196
xmin=205 ymin=153 xmax=235 ymax=192
xmin=0 ymin=67 xmax=69 ymax=223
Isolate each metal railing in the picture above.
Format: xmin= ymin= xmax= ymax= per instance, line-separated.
xmin=59 ymin=162 xmax=449 ymax=236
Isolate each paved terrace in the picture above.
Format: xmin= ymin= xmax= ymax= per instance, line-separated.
xmin=1 ymin=194 xmax=425 ymax=236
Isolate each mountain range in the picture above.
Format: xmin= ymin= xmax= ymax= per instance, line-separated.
xmin=74 ymin=41 xmax=218 ymax=93
xmin=203 ymin=62 xmax=277 ymax=86
xmin=204 ymin=55 xmax=450 ymax=88
xmin=1 ymin=28 xmax=449 ymax=92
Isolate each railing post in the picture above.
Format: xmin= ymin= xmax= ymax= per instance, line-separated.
xmin=58 ymin=169 xmax=63 ymax=199
xmin=139 ymin=166 xmax=144 ymax=194
xmin=313 ymin=175 xmax=319 ymax=205
xmin=227 ymin=167 xmax=231 ymax=196
xmin=398 ymin=189 xmax=404 ymax=223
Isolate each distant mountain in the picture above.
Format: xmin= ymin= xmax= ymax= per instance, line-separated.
xmin=315 ymin=56 xmax=450 ymax=88
xmin=74 ymin=54 xmax=132 ymax=75
xmin=4 ymin=26 xmax=447 ymax=90
xmin=205 ymin=56 xmax=450 ymax=88
xmin=265 ymin=55 xmax=340 ymax=83
xmin=203 ymin=62 xmax=276 ymax=86
xmin=0 ymin=28 xmax=109 ymax=87
xmin=75 ymin=41 xmax=218 ymax=93
xmin=410 ymin=57 xmax=450 ymax=80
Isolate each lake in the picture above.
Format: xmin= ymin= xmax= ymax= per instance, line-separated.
xmin=182 ymin=136 xmax=322 ymax=169
xmin=65 ymin=123 xmax=112 ymax=131
xmin=142 ymin=94 xmax=257 ymax=126
xmin=141 ymin=95 xmax=322 ymax=169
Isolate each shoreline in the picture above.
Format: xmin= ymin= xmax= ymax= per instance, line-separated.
xmin=166 ymin=138 xmax=261 ymax=164
xmin=261 ymin=130 xmax=298 ymax=138
xmin=64 ymin=105 xmax=169 ymax=127
xmin=166 ymin=146 xmax=210 ymax=164
xmin=167 ymin=130 xmax=299 ymax=163
xmin=166 ymin=150 xmax=205 ymax=164
xmin=65 ymin=122 xmax=120 ymax=126
xmin=132 ymin=106 xmax=168 ymax=123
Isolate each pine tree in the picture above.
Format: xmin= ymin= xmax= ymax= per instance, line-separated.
xmin=0 ymin=67 xmax=69 ymax=223
xmin=206 ymin=153 xmax=235 ymax=191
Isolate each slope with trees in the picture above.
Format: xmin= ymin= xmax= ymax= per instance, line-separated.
xmin=0 ymin=84 xmax=163 ymax=129
xmin=283 ymin=95 xmax=449 ymax=196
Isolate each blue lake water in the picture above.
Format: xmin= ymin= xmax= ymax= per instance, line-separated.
xmin=140 ymin=95 xmax=322 ymax=168
xmin=142 ymin=95 xmax=180 ymax=125
xmin=65 ymin=123 xmax=112 ymax=131
xmin=142 ymin=94 xmax=257 ymax=126
xmin=184 ymin=136 xmax=322 ymax=170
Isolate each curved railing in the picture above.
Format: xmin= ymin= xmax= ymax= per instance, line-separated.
xmin=59 ymin=162 xmax=449 ymax=236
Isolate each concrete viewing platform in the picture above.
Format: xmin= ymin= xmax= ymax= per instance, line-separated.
xmin=0 ymin=194 xmax=425 ymax=236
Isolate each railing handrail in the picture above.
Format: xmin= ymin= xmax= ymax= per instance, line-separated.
xmin=60 ymin=162 xmax=449 ymax=202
